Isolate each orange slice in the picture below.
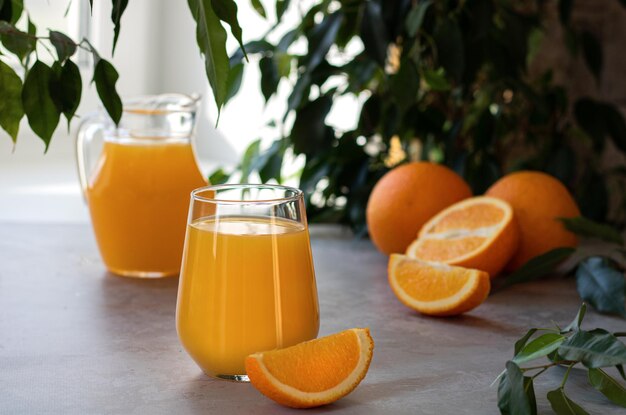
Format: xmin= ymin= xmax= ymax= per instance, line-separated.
xmin=388 ymin=254 xmax=490 ymax=316
xmin=406 ymin=196 xmax=519 ymax=277
xmin=245 ymin=328 xmax=374 ymax=408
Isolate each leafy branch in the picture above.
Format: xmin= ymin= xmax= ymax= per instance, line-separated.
xmin=498 ymin=304 xmax=626 ymax=414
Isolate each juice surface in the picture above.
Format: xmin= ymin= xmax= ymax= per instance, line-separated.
xmin=176 ymin=216 xmax=320 ymax=377
xmin=87 ymin=139 xmax=207 ymax=277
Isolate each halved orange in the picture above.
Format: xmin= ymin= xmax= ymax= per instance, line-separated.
xmin=406 ymin=196 xmax=519 ymax=277
xmin=245 ymin=328 xmax=374 ymax=408
xmin=388 ymin=254 xmax=490 ymax=316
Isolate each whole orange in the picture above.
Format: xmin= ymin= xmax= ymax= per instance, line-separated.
xmin=486 ymin=171 xmax=580 ymax=270
xmin=366 ymin=162 xmax=472 ymax=255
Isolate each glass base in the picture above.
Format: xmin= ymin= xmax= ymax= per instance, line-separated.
xmin=212 ymin=373 xmax=249 ymax=382
xmin=108 ymin=267 xmax=178 ymax=279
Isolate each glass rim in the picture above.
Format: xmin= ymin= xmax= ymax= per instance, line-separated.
xmin=191 ymin=184 xmax=303 ymax=205
xmin=122 ymin=93 xmax=200 ymax=115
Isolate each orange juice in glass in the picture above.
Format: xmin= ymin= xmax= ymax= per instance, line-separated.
xmin=176 ymin=185 xmax=320 ymax=381
xmin=76 ymin=94 xmax=206 ymax=277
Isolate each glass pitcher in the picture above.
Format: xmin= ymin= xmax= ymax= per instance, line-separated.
xmin=76 ymin=94 xmax=207 ymax=278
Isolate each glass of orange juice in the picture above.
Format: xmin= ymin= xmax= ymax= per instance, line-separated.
xmin=176 ymin=184 xmax=320 ymax=381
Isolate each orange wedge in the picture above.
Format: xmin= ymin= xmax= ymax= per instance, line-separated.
xmin=388 ymin=254 xmax=490 ymax=316
xmin=406 ymin=196 xmax=519 ymax=277
xmin=245 ymin=328 xmax=374 ymax=408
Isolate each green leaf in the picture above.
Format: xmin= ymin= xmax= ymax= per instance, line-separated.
xmin=259 ymin=55 xmax=279 ymax=102
xmin=581 ymin=31 xmax=602 ymax=83
xmin=0 ymin=59 xmax=23 ymax=141
xmin=434 ymin=17 xmax=464 ymax=82
xmin=497 ymin=361 xmax=537 ymax=415
xmin=513 ymin=333 xmax=566 ymax=364
xmin=50 ymin=60 xmax=82 ymax=127
xmin=617 ymin=365 xmax=626 ymax=381
xmin=250 ymin=0 xmax=266 ymax=18
xmin=515 ymin=329 xmax=538 ymax=356
xmin=239 ymin=139 xmax=261 ymax=183
xmin=92 ymin=59 xmax=122 ymax=125
xmin=0 ymin=0 xmax=11 ymax=21
xmin=390 ymin=58 xmax=418 ymax=112
xmin=547 ymin=388 xmax=590 ymax=414
xmin=559 ymin=217 xmax=624 ymax=245
xmin=276 ymin=0 xmax=290 ymax=22
xmin=211 ymin=0 xmax=246 ymax=58
xmin=559 ymin=330 xmax=626 ymax=368
xmin=588 ymin=368 xmax=626 ymax=407
xmin=49 ymin=30 xmax=76 ymax=62
xmin=224 ymin=61 xmax=243 ymax=104
xmin=0 ymin=21 xmax=36 ymax=63
xmin=258 ymin=140 xmax=284 ymax=183
xmin=111 ymin=0 xmax=128 ymax=54
xmin=291 ymin=94 xmax=333 ymax=156
xmin=562 ymin=303 xmax=587 ymax=333
xmin=422 ymin=67 xmax=450 ymax=91
xmin=496 ymin=247 xmax=576 ymax=290
xmin=208 ymin=168 xmax=229 ymax=185
xmin=9 ymin=0 xmax=22 ymax=24
xmin=22 ymin=61 xmax=60 ymax=149
xmin=360 ymin=1 xmax=387 ymax=67
xmin=304 ymin=11 xmax=343 ymax=73
xmin=576 ymin=257 xmax=626 ymax=317
xmin=405 ymin=0 xmax=431 ymax=37
xmin=188 ymin=0 xmax=229 ymax=110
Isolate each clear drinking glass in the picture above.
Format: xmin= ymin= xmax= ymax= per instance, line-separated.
xmin=176 ymin=184 xmax=320 ymax=381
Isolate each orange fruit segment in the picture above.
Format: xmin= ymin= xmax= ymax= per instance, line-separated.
xmin=406 ymin=196 xmax=519 ymax=277
xmin=245 ymin=328 xmax=374 ymax=408
xmin=388 ymin=254 xmax=490 ymax=316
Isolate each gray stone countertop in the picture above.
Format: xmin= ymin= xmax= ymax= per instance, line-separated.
xmin=0 ymin=223 xmax=624 ymax=415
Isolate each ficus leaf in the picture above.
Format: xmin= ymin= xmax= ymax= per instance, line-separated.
xmin=422 ymin=68 xmax=450 ymax=91
xmin=547 ymin=388 xmax=590 ymax=415
xmin=497 ymin=361 xmax=537 ymax=415
xmin=259 ymin=140 xmax=284 ymax=183
xmin=602 ymin=102 xmax=626 ymax=154
xmin=360 ymin=0 xmax=387 ymax=67
xmin=0 ymin=21 xmax=36 ymax=63
xmin=562 ymin=303 xmax=587 ymax=333
xmin=496 ymin=247 xmax=576 ymax=290
xmin=250 ymin=0 xmax=266 ymax=19
xmin=188 ymin=0 xmax=229 ymax=111
xmin=514 ymin=329 xmax=538 ymax=356
xmin=92 ymin=59 xmax=122 ymax=125
xmin=575 ymin=257 xmax=626 ymax=317
xmin=208 ymin=168 xmax=229 ymax=185
xmin=50 ymin=59 xmax=82 ymax=128
xmin=224 ymin=61 xmax=243 ymax=105
xmin=559 ymin=217 xmax=624 ymax=246
xmin=304 ymin=11 xmax=343 ymax=73
xmin=111 ymin=0 xmax=128 ymax=54
xmin=558 ymin=330 xmax=626 ymax=368
xmin=9 ymin=0 xmax=22 ymax=24
xmin=22 ymin=61 xmax=60 ymax=149
xmin=276 ymin=0 xmax=290 ymax=22
xmin=259 ymin=55 xmax=280 ymax=102
xmin=49 ymin=30 xmax=77 ymax=62
xmin=239 ymin=138 xmax=261 ymax=183
xmin=434 ymin=17 xmax=464 ymax=82
xmin=390 ymin=58 xmax=419 ymax=113
xmin=0 ymin=59 xmax=23 ymax=141
xmin=588 ymin=368 xmax=626 ymax=407
xmin=405 ymin=0 xmax=431 ymax=37
xmin=513 ymin=333 xmax=566 ymax=365
xmin=211 ymin=0 xmax=246 ymax=59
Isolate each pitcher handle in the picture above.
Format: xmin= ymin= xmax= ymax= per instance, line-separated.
xmin=75 ymin=113 xmax=107 ymax=200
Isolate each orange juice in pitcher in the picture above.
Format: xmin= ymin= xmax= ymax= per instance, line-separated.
xmin=76 ymin=94 xmax=207 ymax=277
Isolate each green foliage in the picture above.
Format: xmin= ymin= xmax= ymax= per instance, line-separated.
xmin=1 ymin=0 xmax=244 ymax=146
xmin=220 ymin=0 xmax=626 ymax=231
xmin=575 ymin=257 xmax=626 ymax=317
xmin=497 ymin=305 xmax=626 ymax=414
